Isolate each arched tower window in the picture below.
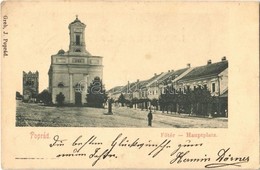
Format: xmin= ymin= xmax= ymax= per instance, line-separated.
xmin=76 ymin=35 xmax=80 ymax=45
xmin=58 ymin=82 xmax=65 ymax=88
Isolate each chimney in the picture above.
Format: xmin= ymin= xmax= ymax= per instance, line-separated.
xmin=171 ymin=69 xmax=174 ymax=72
xmin=221 ymin=56 xmax=226 ymax=61
xmin=127 ymin=81 xmax=130 ymax=92
xmin=168 ymin=70 xmax=170 ymax=72
xmin=154 ymin=73 xmax=157 ymax=76
xmin=136 ymin=79 xmax=139 ymax=89
xmin=187 ymin=63 xmax=191 ymax=68
xmin=207 ymin=60 xmax=212 ymax=65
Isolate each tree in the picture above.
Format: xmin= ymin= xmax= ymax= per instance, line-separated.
xmin=167 ymin=87 xmax=177 ymax=113
xmin=16 ymin=91 xmax=23 ymax=100
xmin=86 ymin=77 xmax=107 ymax=108
xmin=125 ymin=99 xmax=132 ymax=108
xmin=56 ymin=92 xmax=65 ymax=106
xmin=159 ymin=93 xmax=167 ymax=113
xmin=37 ymin=89 xmax=52 ymax=105
xmin=138 ymin=98 xmax=145 ymax=110
xmin=183 ymin=86 xmax=212 ymax=116
xmin=143 ymin=98 xmax=150 ymax=110
xmin=131 ymin=97 xmax=139 ymax=109
xmin=158 ymin=84 xmax=213 ymax=116
xmin=159 ymin=85 xmax=176 ymax=113
xmin=151 ymin=98 xmax=159 ymax=110
xmin=118 ymin=93 xmax=126 ymax=107
xmin=182 ymin=88 xmax=192 ymax=114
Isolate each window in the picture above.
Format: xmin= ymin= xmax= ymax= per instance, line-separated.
xmin=76 ymin=35 xmax=80 ymax=45
xmin=204 ymin=84 xmax=207 ymax=89
xmin=187 ymin=85 xmax=190 ymax=91
xmin=72 ymin=58 xmax=84 ymax=63
xmin=212 ymin=83 xmax=215 ymax=92
xmin=58 ymin=82 xmax=64 ymax=88
xmin=25 ymin=80 xmax=34 ymax=86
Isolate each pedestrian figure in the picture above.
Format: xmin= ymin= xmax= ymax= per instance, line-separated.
xmin=108 ymin=99 xmax=113 ymax=114
xmin=147 ymin=110 xmax=153 ymax=126
xmin=225 ymin=109 xmax=228 ymax=117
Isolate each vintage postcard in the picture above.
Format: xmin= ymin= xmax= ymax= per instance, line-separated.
xmin=1 ymin=1 xmax=259 ymax=169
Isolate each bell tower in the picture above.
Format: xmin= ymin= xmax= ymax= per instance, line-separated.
xmin=68 ymin=15 xmax=90 ymax=55
xmin=23 ymin=71 xmax=39 ymax=101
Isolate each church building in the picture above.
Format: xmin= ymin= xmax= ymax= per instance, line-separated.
xmin=48 ymin=16 xmax=103 ymax=105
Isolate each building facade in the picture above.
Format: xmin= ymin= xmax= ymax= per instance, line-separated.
xmin=107 ymin=86 xmax=124 ymax=101
xmin=108 ymin=57 xmax=228 ymax=117
xmin=48 ymin=17 xmax=103 ymax=105
xmin=176 ymin=57 xmax=228 ymax=116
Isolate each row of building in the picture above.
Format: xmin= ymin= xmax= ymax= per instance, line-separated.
xmin=107 ymin=57 xmax=228 ymax=116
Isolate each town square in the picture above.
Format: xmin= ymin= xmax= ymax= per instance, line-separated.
xmin=2 ymin=2 xmax=259 ymax=170
xmin=16 ymin=100 xmax=227 ymax=128
xmin=16 ymin=12 xmax=228 ymax=128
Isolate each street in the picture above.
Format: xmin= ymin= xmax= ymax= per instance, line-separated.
xmin=16 ymin=101 xmax=227 ymax=128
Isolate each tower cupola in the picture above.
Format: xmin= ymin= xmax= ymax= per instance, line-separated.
xmin=68 ymin=15 xmax=91 ymax=55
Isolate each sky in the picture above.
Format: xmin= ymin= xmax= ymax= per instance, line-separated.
xmin=2 ymin=1 xmax=257 ymax=92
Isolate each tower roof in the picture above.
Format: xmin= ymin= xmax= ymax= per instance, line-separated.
xmin=57 ymin=49 xmax=65 ymax=55
xmin=69 ymin=15 xmax=86 ymax=26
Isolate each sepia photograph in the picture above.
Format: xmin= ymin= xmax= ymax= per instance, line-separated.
xmin=15 ymin=4 xmax=228 ymax=128
xmin=2 ymin=1 xmax=259 ymax=169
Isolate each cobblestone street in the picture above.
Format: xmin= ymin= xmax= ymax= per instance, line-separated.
xmin=16 ymin=101 xmax=227 ymax=128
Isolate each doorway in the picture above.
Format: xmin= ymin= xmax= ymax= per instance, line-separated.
xmin=75 ymin=92 xmax=82 ymax=106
